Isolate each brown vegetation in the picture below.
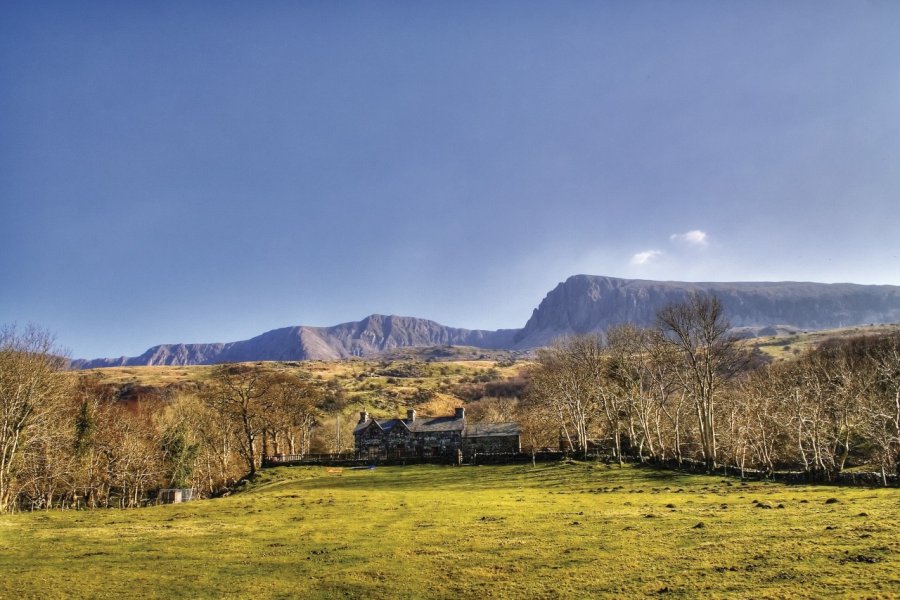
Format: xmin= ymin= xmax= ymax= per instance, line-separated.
xmin=527 ymin=294 xmax=900 ymax=483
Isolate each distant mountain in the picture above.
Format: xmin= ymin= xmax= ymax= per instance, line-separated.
xmin=71 ymin=315 xmax=519 ymax=369
xmin=512 ymin=275 xmax=900 ymax=348
xmin=71 ymin=275 xmax=900 ymax=368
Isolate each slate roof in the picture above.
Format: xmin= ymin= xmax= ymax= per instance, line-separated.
xmin=354 ymin=416 xmax=465 ymax=435
xmin=353 ymin=419 xmax=396 ymax=435
xmin=466 ymin=422 xmax=521 ymax=437
xmin=409 ymin=416 xmax=466 ymax=433
xmin=355 ymin=415 xmax=520 ymax=438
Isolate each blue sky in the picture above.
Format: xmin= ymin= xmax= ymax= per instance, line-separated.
xmin=2 ymin=1 xmax=899 ymax=358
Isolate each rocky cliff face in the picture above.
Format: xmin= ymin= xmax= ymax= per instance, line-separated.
xmin=71 ymin=275 xmax=900 ymax=368
xmin=71 ymin=315 xmax=519 ymax=368
xmin=512 ymin=275 xmax=900 ymax=348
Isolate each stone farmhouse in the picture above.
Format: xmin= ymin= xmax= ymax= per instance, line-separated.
xmin=353 ymin=407 xmax=520 ymax=460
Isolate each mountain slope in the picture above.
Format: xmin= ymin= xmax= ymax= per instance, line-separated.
xmin=513 ymin=275 xmax=900 ymax=348
xmin=72 ymin=275 xmax=900 ymax=368
xmin=72 ymin=315 xmax=519 ymax=368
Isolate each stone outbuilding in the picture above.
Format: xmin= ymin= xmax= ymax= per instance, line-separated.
xmin=354 ymin=407 xmax=520 ymax=460
xmin=462 ymin=422 xmax=522 ymax=456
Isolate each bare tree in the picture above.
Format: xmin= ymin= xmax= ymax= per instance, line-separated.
xmin=97 ymin=405 xmax=160 ymax=508
xmin=866 ymin=333 xmax=900 ymax=484
xmin=157 ymin=410 xmax=201 ymax=490
xmin=70 ymin=376 xmax=117 ymax=508
xmin=656 ymin=293 xmax=746 ymax=470
xmin=0 ymin=325 xmax=68 ymax=512
xmin=529 ymin=335 xmax=605 ymax=457
xmin=737 ymin=365 xmax=789 ymax=476
xmin=466 ymin=396 xmax=519 ymax=424
xmin=515 ymin=394 xmax=558 ymax=452
xmin=169 ymin=392 xmax=239 ymax=495
xmin=202 ymin=364 xmax=273 ymax=476
xmin=264 ymin=372 xmax=321 ymax=457
xmin=18 ymin=399 xmax=74 ymax=510
xmin=643 ymin=330 xmax=686 ymax=463
xmin=606 ymin=325 xmax=661 ymax=462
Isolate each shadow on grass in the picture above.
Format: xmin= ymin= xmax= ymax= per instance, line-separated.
xmin=258 ymin=462 xmax=708 ymax=496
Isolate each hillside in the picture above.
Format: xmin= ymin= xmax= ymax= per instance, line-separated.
xmin=752 ymin=322 xmax=900 ymax=362
xmin=69 ymin=321 xmax=900 ymax=424
xmin=71 ymin=275 xmax=900 ymax=368
xmin=70 ymin=356 xmax=528 ymax=421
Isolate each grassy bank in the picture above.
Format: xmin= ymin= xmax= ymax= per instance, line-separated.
xmin=1 ymin=463 xmax=897 ymax=598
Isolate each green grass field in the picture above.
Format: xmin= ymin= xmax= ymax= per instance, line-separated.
xmin=1 ymin=463 xmax=897 ymax=598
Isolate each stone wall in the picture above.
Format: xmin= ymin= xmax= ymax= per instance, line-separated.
xmin=463 ymin=435 xmax=521 ymax=457
xmin=356 ymin=424 xmax=390 ymax=457
xmin=355 ymin=425 xmax=463 ymax=459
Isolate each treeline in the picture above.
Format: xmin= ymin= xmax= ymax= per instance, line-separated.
xmin=525 ymin=294 xmax=900 ymax=485
xmin=0 ymin=326 xmax=327 ymax=513
xmin=3 ymin=296 xmax=898 ymax=512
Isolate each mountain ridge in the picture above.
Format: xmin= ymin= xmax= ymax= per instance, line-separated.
xmin=71 ymin=314 xmax=520 ymax=368
xmin=71 ymin=275 xmax=900 ymax=368
xmin=512 ymin=274 xmax=900 ymax=348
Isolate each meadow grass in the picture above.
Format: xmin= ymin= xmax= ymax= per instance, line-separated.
xmin=1 ymin=463 xmax=897 ymax=598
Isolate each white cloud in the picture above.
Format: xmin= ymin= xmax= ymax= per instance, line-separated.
xmin=631 ymin=249 xmax=663 ymax=265
xmin=670 ymin=230 xmax=709 ymax=246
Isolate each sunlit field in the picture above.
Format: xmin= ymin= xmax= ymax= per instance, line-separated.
xmin=2 ymin=463 xmax=897 ymax=598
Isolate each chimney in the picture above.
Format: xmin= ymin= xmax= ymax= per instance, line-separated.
xmin=359 ymin=411 xmax=369 ymax=424
xmin=455 ymin=407 xmax=465 ymax=420
xmin=407 ymin=409 xmax=416 ymax=422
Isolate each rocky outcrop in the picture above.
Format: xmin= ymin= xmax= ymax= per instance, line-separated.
xmin=512 ymin=275 xmax=900 ymax=348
